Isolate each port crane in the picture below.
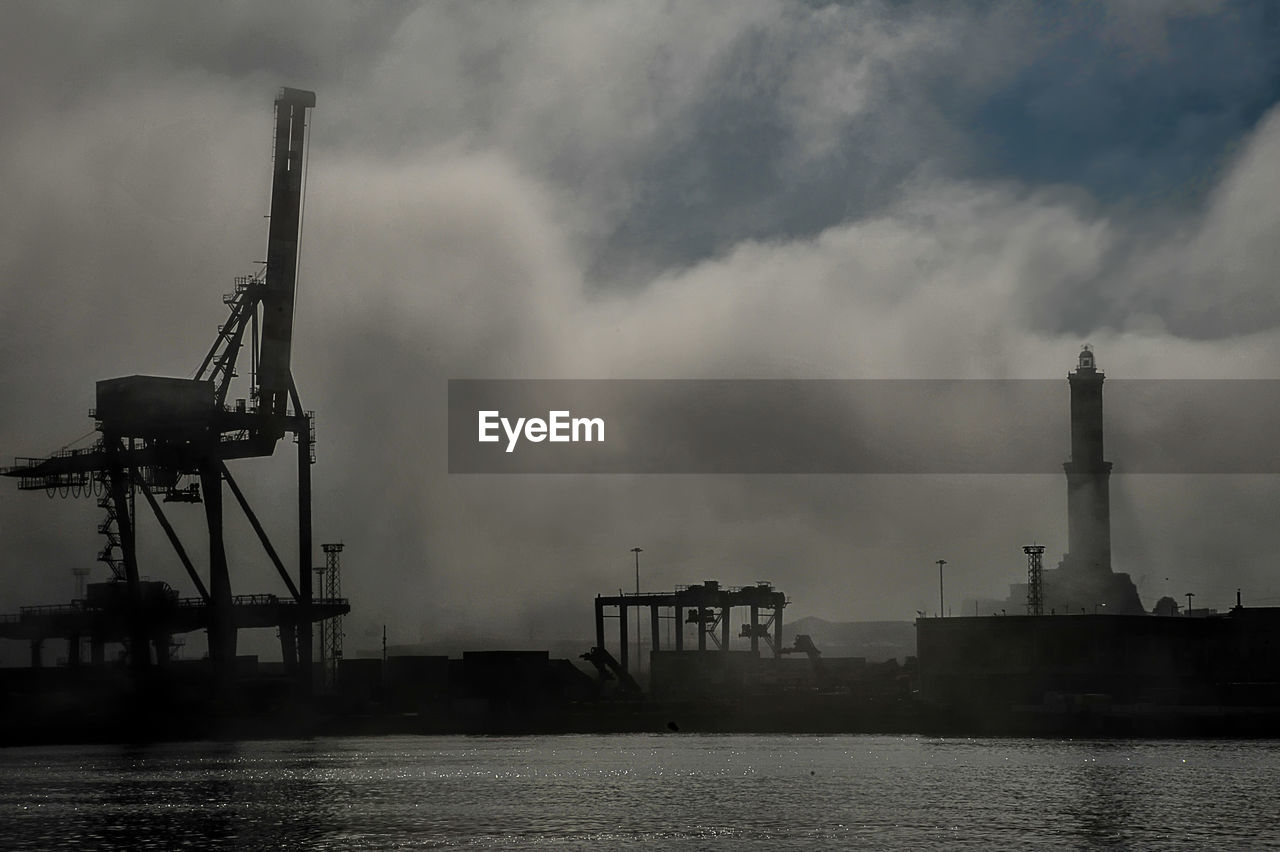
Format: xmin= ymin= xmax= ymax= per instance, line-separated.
xmin=2 ymin=88 xmax=343 ymax=689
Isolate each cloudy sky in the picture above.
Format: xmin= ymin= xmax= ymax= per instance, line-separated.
xmin=2 ymin=1 xmax=1279 ymax=660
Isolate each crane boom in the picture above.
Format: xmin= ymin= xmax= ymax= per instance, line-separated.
xmin=257 ymin=87 xmax=315 ymax=422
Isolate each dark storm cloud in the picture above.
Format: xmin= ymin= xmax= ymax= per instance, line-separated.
xmin=0 ymin=3 xmax=413 ymax=104
xmin=2 ymin=1 xmax=1280 ymax=659
xmin=592 ymin=1 xmax=1280 ymax=291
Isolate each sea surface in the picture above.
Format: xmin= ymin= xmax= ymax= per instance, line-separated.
xmin=1 ymin=734 xmax=1279 ymax=850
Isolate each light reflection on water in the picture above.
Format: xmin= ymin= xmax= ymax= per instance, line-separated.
xmin=1 ymin=735 xmax=1279 ymax=849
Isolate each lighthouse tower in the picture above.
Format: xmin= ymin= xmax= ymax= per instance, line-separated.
xmin=1045 ymin=345 xmax=1145 ymax=614
xmin=1063 ymin=345 xmax=1112 ymax=576
xmin=958 ymin=346 xmax=1150 ymax=616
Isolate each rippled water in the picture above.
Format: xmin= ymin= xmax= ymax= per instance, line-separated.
xmin=1 ymin=735 xmax=1279 ymax=849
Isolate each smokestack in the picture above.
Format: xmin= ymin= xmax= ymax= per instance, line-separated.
xmin=1063 ymin=345 xmax=1112 ymax=575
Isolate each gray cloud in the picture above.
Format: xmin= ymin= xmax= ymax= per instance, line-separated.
xmin=2 ymin=2 xmax=1279 ymax=662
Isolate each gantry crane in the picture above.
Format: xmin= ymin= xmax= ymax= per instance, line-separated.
xmin=2 ymin=88 xmax=340 ymax=690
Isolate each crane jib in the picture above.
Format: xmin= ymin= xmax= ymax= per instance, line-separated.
xmin=258 ymin=88 xmax=315 ymax=420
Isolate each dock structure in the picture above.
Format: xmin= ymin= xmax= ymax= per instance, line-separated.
xmin=588 ymin=581 xmax=787 ymax=683
xmin=0 ymin=581 xmax=346 ymax=670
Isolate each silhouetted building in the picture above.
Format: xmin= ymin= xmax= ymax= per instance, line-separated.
xmin=917 ymin=606 xmax=1280 ymax=710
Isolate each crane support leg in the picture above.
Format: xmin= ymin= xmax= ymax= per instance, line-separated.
xmin=292 ymin=386 xmax=313 ymax=694
xmin=154 ymin=633 xmax=171 ymax=666
xmin=773 ymin=605 xmax=784 ymax=659
xmin=280 ymin=621 xmax=298 ymax=673
xmin=199 ymin=463 xmax=236 ymax=675
xmin=108 ymin=455 xmax=150 ymax=672
xmin=618 ymin=604 xmax=629 ymax=673
xmin=595 ymin=597 xmax=604 ymax=651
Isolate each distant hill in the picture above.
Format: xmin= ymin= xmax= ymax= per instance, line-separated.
xmin=784 ymin=617 xmax=916 ymax=662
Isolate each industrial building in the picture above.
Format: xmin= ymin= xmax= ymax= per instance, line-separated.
xmin=918 ymin=604 xmax=1280 ymax=708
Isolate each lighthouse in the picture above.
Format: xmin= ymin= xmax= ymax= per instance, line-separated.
xmin=1063 ymin=345 xmax=1112 ymax=576
xmin=1044 ymin=345 xmax=1145 ymax=614
xmin=968 ymin=345 xmax=1147 ymax=616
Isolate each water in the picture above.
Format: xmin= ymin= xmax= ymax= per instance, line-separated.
xmin=1 ymin=735 xmax=1278 ymax=849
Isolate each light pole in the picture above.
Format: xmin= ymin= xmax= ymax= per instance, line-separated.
xmin=631 ymin=547 xmax=643 ymax=672
xmin=936 ymin=559 xmax=947 ymax=617
xmin=1185 ymin=592 xmax=1194 ymax=616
